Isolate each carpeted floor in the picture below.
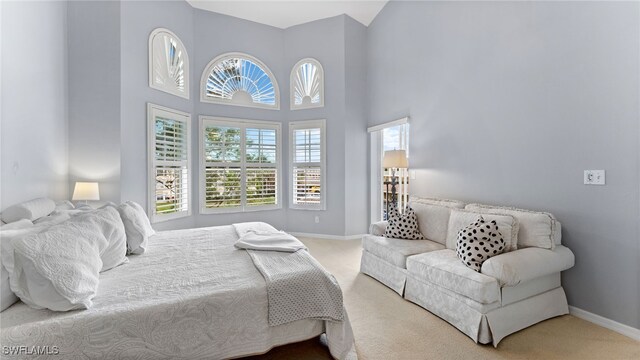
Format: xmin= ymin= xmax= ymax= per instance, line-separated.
xmin=249 ymin=238 xmax=640 ymax=360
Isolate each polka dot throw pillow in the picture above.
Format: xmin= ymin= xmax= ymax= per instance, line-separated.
xmin=456 ymin=216 xmax=505 ymax=272
xmin=384 ymin=204 xmax=425 ymax=240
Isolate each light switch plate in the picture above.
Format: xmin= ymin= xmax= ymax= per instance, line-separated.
xmin=584 ymin=170 xmax=605 ymax=185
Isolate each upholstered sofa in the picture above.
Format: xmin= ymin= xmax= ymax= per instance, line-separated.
xmin=360 ymin=196 xmax=575 ymax=346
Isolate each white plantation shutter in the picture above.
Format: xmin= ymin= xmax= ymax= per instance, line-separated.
xmin=290 ymin=120 xmax=326 ymax=210
xmin=148 ymin=104 xmax=191 ymax=222
xmin=200 ymin=117 xmax=281 ymax=213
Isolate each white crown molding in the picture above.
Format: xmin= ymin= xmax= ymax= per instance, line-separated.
xmin=569 ymin=306 xmax=640 ymax=341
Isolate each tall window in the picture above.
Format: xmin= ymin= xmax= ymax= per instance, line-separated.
xmin=290 ymin=58 xmax=324 ymax=110
xmin=290 ymin=120 xmax=326 ymax=210
xmin=147 ymin=103 xmax=191 ymax=222
xmin=368 ymin=118 xmax=410 ymax=222
xmin=200 ymin=117 xmax=281 ymax=213
xmin=148 ymin=28 xmax=189 ymax=99
xmin=200 ymin=53 xmax=279 ymax=110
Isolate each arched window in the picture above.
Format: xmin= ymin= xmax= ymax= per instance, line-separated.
xmin=148 ymin=28 xmax=189 ymax=99
xmin=290 ymin=58 xmax=324 ymax=110
xmin=200 ymin=53 xmax=280 ymax=110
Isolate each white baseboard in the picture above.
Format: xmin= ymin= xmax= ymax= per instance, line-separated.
xmin=569 ymin=306 xmax=640 ymax=341
xmin=289 ymin=232 xmax=364 ymax=241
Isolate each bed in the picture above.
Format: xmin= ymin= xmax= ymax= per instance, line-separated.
xmin=1 ymin=223 xmax=356 ymax=359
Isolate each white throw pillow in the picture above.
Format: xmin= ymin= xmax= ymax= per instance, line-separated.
xmin=1 ymin=198 xmax=56 ymax=223
xmin=409 ymin=201 xmax=460 ymax=245
xmin=117 ymin=201 xmax=155 ymax=255
xmin=10 ymin=207 xmax=126 ymax=311
xmin=446 ymin=209 xmax=519 ymax=252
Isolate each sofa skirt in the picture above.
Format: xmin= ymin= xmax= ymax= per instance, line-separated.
xmin=404 ymin=274 xmax=569 ymax=346
xmin=360 ymin=250 xmax=407 ymax=295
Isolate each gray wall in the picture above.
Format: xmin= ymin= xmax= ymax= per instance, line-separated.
xmin=120 ymin=0 xmax=195 ymax=231
xmin=1 ymin=1 xmax=69 ymax=209
xmin=68 ymin=0 xmax=121 ymax=204
xmin=367 ymin=1 xmax=640 ymax=330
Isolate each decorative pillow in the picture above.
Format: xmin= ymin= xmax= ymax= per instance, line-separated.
xmin=117 ymin=201 xmax=155 ymax=255
xmin=384 ymin=205 xmax=425 ymax=240
xmin=446 ymin=209 xmax=518 ymax=252
xmin=455 ymin=216 xmax=506 ymax=272
xmin=1 ymin=198 xmax=56 ymax=223
xmin=10 ymin=207 xmax=126 ymax=311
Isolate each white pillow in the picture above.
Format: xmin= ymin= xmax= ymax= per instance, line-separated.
xmin=1 ymin=259 xmax=18 ymax=311
xmin=446 ymin=209 xmax=519 ymax=252
xmin=1 ymin=198 xmax=56 ymax=223
xmin=73 ymin=207 xmax=128 ymax=272
xmin=10 ymin=207 xmax=126 ymax=311
xmin=54 ymin=200 xmax=75 ymax=211
xmin=117 ymin=201 xmax=155 ymax=255
xmin=0 ymin=215 xmax=71 ymax=312
xmin=0 ymin=219 xmax=33 ymax=230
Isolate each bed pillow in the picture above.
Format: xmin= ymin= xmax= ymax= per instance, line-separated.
xmin=1 ymin=198 xmax=56 ymax=223
xmin=10 ymin=207 xmax=125 ymax=311
xmin=117 ymin=201 xmax=155 ymax=255
xmin=384 ymin=205 xmax=425 ymax=240
xmin=455 ymin=216 xmax=506 ymax=272
xmin=1 ymin=259 xmax=18 ymax=311
xmin=446 ymin=209 xmax=518 ymax=252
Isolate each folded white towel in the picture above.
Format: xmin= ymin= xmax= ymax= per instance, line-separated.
xmin=235 ymin=230 xmax=307 ymax=252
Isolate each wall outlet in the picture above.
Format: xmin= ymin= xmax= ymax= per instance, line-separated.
xmin=584 ymin=170 xmax=605 ymax=185
xmin=314 ymin=216 xmax=320 ymax=224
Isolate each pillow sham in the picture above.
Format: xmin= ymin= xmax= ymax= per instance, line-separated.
xmin=384 ymin=205 xmax=425 ymax=240
xmin=117 ymin=201 xmax=155 ymax=255
xmin=456 ymin=216 xmax=506 ymax=272
xmin=1 ymin=198 xmax=56 ymax=223
xmin=10 ymin=206 xmax=126 ymax=311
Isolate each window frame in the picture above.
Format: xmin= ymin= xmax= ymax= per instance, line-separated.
xmin=290 ymin=58 xmax=324 ymax=110
xmin=148 ymin=28 xmax=190 ymax=99
xmin=289 ymin=119 xmax=327 ymax=210
xmin=199 ymin=52 xmax=280 ymax=110
xmin=147 ymin=103 xmax=192 ymax=223
xmin=199 ymin=116 xmax=282 ymax=214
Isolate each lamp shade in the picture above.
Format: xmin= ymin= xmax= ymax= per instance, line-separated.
xmin=72 ymin=182 xmax=100 ymax=201
xmin=383 ymin=150 xmax=408 ymax=168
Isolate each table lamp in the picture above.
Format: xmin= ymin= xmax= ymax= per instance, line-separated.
xmin=72 ymin=182 xmax=100 ymax=204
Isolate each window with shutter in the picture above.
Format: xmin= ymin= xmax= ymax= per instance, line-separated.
xmin=289 ymin=120 xmax=326 ymax=210
xmin=200 ymin=117 xmax=281 ymax=213
xmin=147 ymin=103 xmax=191 ymax=222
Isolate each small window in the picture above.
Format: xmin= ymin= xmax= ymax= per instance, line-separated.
xmin=148 ymin=28 xmax=189 ymax=99
xmin=200 ymin=53 xmax=279 ymax=110
xmin=290 ymin=58 xmax=324 ymax=110
xmin=200 ymin=117 xmax=281 ymax=213
xmin=290 ymin=119 xmax=326 ymax=210
xmin=147 ymin=103 xmax=191 ymax=222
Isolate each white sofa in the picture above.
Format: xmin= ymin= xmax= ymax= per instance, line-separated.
xmin=360 ymin=196 xmax=575 ymax=346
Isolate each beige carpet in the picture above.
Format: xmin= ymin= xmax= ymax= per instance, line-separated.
xmin=248 ymin=238 xmax=640 ymax=360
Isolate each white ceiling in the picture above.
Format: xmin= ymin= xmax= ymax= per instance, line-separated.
xmin=187 ymin=0 xmax=388 ymax=29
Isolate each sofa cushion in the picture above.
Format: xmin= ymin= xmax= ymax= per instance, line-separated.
xmin=410 ymin=196 xmax=466 ymax=209
xmin=406 ymin=250 xmax=500 ymax=304
xmin=465 ymin=204 xmax=558 ymax=249
xmin=481 ymin=245 xmax=575 ymax=286
xmin=362 ymin=235 xmax=445 ymax=269
xmin=446 ymin=209 xmax=518 ymax=252
xmin=409 ymin=201 xmax=460 ymax=245
xmin=384 ymin=205 xmax=425 ymax=240
xmin=455 ymin=217 xmax=506 ymax=272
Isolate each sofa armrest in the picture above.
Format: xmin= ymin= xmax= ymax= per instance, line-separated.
xmin=481 ymin=245 xmax=575 ymax=287
xmin=369 ymin=221 xmax=388 ymax=236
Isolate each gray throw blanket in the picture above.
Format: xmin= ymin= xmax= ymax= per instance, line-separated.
xmin=232 ymin=223 xmax=345 ymax=326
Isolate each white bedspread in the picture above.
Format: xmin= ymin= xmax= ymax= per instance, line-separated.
xmin=1 ymin=224 xmax=355 ymax=359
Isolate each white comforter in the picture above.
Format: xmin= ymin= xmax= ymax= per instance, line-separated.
xmin=1 ymin=224 xmax=355 ymax=359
